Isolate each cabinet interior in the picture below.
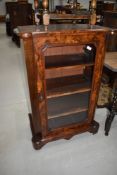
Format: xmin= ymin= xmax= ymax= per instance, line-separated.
xmin=43 ymin=44 xmax=96 ymax=130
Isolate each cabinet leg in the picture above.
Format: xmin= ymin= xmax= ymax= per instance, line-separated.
xmin=28 ymin=113 xmax=46 ymax=150
xmin=89 ymin=120 xmax=99 ymax=134
xmin=64 ymin=135 xmax=73 ymax=140
xmin=28 ymin=113 xmax=35 ymax=136
xmin=32 ymin=133 xmax=45 ymax=150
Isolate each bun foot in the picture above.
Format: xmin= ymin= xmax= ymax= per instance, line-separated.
xmin=64 ymin=135 xmax=73 ymax=140
xmin=32 ymin=133 xmax=45 ymax=150
xmin=89 ymin=120 xmax=99 ymax=134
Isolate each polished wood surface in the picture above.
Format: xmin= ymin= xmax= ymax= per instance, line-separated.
xmin=19 ymin=24 xmax=108 ymax=149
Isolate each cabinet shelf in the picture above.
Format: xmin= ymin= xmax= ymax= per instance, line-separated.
xmin=47 ymin=91 xmax=90 ymax=119
xmin=45 ymin=54 xmax=95 ymax=68
xmin=45 ymin=63 xmax=94 ymax=79
xmin=47 ymin=79 xmax=91 ymax=99
xmin=48 ymin=110 xmax=88 ymax=130
xmin=48 ymin=107 xmax=88 ymax=119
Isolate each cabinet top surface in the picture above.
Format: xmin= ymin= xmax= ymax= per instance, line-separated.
xmin=18 ymin=24 xmax=109 ymax=37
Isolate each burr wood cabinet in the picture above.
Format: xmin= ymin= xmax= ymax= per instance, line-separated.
xmin=19 ymin=24 xmax=108 ymax=149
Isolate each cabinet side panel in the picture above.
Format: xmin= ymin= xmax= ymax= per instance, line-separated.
xmin=88 ymin=33 xmax=107 ymax=122
xmin=21 ymin=36 xmax=41 ymax=134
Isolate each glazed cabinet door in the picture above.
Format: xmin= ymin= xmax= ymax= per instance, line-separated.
xmin=38 ymin=44 xmax=96 ymax=132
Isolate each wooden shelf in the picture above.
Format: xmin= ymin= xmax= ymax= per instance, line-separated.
xmin=46 ymin=74 xmax=93 ymax=89
xmin=48 ymin=110 xmax=88 ymax=130
xmin=48 ymin=107 xmax=88 ymax=119
xmin=45 ymin=54 xmax=94 ymax=68
xmin=45 ymin=63 xmax=94 ymax=79
xmin=47 ymin=91 xmax=90 ymax=119
xmin=47 ymin=80 xmax=91 ymax=99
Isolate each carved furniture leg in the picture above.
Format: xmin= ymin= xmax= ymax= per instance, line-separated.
xmin=105 ymin=79 xmax=117 ymax=136
xmin=29 ymin=114 xmax=46 ymax=149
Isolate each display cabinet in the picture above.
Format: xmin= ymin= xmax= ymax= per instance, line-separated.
xmin=19 ymin=24 xmax=108 ymax=149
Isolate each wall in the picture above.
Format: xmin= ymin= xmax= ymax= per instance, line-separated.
xmin=0 ymin=0 xmax=6 ymax=15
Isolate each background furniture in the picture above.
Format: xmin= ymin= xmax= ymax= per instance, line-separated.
xmin=6 ymin=1 xmax=33 ymax=35
xmin=97 ymin=30 xmax=117 ymax=135
xmin=5 ymin=1 xmax=33 ymax=46
xmin=103 ymin=12 xmax=117 ymax=52
xmin=103 ymin=11 xmax=117 ymax=29
xmin=19 ymin=24 xmax=108 ymax=150
xmin=96 ymin=1 xmax=116 ymax=25
xmin=50 ymin=13 xmax=90 ymax=24
xmin=104 ymin=52 xmax=117 ymax=136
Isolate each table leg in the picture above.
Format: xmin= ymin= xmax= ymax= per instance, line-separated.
xmin=105 ymin=79 xmax=117 ymax=136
